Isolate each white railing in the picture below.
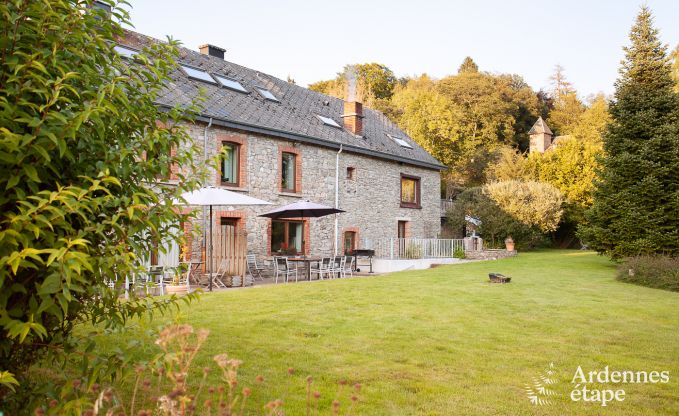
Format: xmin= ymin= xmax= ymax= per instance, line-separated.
xmin=362 ymin=238 xmax=466 ymax=259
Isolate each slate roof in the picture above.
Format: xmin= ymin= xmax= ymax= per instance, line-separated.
xmin=528 ymin=117 xmax=553 ymax=135
xmin=119 ymin=30 xmax=444 ymax=170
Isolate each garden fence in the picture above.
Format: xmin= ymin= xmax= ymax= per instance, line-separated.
xmin=362 ymin=238 xmax=465 ymax=259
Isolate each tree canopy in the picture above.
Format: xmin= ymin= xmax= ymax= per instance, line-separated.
xmin=458 ymin=56 xmax=479 ymax=73
xmin=308 ymin=63 xmax=398 ymax=108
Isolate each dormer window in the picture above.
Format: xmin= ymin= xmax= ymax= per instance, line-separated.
xmin=316 ymin=115 xmax=341 ymax=128
xmin=180 ymin=64 xmax=216 ymax=84
xmin=215 ymin=75 xmax=248 ymax=93
xmin=256 ymin=87 xmax=279 ymax=102
xmin=114 ymin=45 xmax=139 ymax=59
xmin=387 ymin=133 xmax=413 ymax=149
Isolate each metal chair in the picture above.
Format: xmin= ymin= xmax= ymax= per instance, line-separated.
xmin=327 ymin=256 xmax=341 ymax=278
xmin=146 ymin=265 xmax=165 ymax=295
xmin=310 ymin=257 xmax=332 ymax=280
xmin=341 ymin=256 xmax=354 ymax=278
xmin=246 ymin=254 xmax=267 ymax=281
xmin=273 ymin=256 xmax=298 ymax=283
xmin=336 ymin=256 xmax=347 ymax=278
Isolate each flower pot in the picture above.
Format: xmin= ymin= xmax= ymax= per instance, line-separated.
xmin=165 ymin=285 xmax=189 ymax=296
xmin=504 ymin=237 xmax=515 ymax=252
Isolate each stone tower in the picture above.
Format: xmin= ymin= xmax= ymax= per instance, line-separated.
xmin=528 ymin=117 xmax=553 ymax=153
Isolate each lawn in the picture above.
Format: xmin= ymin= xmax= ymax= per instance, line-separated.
xmin=100 ymin=250 xmax=679 ymax=415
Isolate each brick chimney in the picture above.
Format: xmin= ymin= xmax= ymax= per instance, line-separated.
xmin=342 ymin=101 xmax=364 ymax=136
xmin=199 ymin=44 xmax=226 ymax=60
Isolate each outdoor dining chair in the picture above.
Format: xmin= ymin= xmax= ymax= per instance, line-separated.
xmin=147 ymin=265 xmax=165 ymax=295
xmin=327 ymin=256 xmax=342 ymax=278
xmin=209 ymin=259 xmax=229 ymax=288
xmin=246 ymin=254 xmax=267 ymax=281
xmin=341 ymin=256 xmax=354 ymax=278
xmin=310 ymin=257 xmax=332 ymax=280
xmin=273 ymin=256 xmax=298 ymax=283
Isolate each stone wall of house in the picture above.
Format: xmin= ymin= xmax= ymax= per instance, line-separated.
xmin=179 ymin=121 xmax=441 ymax=260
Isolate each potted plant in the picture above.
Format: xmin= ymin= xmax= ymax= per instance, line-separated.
xmin=504 ymin=236 xmax=515 ymax=252
xmin=165 ymin=265 xmax=189 ymax=296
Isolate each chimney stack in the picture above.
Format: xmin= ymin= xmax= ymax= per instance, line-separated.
xmin=199 ymin=44 xmax=226 ymax=60
xmin=342 ymin=101 xmax=364 ymax=136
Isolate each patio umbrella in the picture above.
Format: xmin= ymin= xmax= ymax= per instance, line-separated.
xmin=180 ymin=187 xmax=271 ymax=291
xmin=258 ymin=200 xmax=345 ymax=255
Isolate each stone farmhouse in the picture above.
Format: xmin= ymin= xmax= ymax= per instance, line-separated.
xmin=117 ymin=30 xmax=445 ymax=262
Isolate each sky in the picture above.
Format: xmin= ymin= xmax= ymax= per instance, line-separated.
xmin=124 ymin=0 xmax=679 ymax=99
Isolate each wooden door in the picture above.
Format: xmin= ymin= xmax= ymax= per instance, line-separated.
xmin=344 ymin=231 xmax=356 ymax=255
xmin=214 ymin=218 xmax=247 ymax=285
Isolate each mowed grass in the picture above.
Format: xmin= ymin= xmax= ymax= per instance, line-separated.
xmin=101 ymin=250 xmax=679 ymax=415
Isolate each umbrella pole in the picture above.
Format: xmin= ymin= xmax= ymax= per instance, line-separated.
xmin=209 ymin=205 xmax=213 ymax=292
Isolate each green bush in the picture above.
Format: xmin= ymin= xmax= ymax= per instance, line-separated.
xmin=446 ymin=187 xmax=549 ymax=249
xmin=484 ymin=180 xmax=564 ymax=233
xmin=617 ymin=256 xmax=679 ymax=292
xmin=403 ymin=243 xmax=422 ymax=259
xmin=453 ymin=248 xmax=466 ymax=259
xmin=0 ymin=0 xmax=204 ymax=407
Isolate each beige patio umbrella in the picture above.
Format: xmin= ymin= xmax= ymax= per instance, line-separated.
xmin=180 ymin=186 xmax=271 ymax=291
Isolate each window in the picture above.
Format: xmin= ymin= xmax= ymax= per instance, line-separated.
xmin=400 ymin=174 xmax=421 ymax=208
xmin=271 ymin=220 xmax=304 ymax=254
xmin=221 ymin=142 xmax=240 ymax=185
xmin=114 ymin=45 xmax=138 ymax=59
xmin=281 ymin=152 xmax=296 ymax=192
xmin=387 ymin=133 xmax=413 ymax=149
xmin=180 ymin=64 xmax=216 ymax=83
xmin=346 ymin=166 xmax=355 ymax=180
xmin=214 ymin=75 xmax=248 ymax=93
xmin=316 ymin=115 xmax=341 ymax=128
xmin=256 ymin=87 xmax=279 ymax=101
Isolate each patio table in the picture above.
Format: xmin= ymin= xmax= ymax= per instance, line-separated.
xmin=180 ymin=261 xmax=204 ymax=287
xmin=285 ymin=257 xmax=322 ymax=281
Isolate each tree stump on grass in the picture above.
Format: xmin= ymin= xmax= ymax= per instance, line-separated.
xmin=489 ymin=273 xmax=511 ymax=284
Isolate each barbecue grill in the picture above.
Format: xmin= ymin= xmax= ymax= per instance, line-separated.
xmin=351 ymin=249 xmax=375 ymax=273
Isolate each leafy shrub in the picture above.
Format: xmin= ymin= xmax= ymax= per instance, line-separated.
xmin=403 ymin=243 xmax=422 ymax=259
xmin=446 ymin=187 xmax=548 ymax=249
xmin=617 ymin=256 xmax=679 ymax=292
xmin=483 ymin=180 xmax=564 ymax=233
xmin=0 ymin=0 xmax=204 ymax=405
xmin=453 ymin=248 xmax=466 ymax=259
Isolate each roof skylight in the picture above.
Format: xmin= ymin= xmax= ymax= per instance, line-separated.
xmin=214 ymin=75 xmax=248 ymax=93
xmin=387 ymin=134 xmax=413 ymax=149
xmin=316 ymin=115 xmax=341 ymax=128
xmin=256 ymin=87 xmax=279 ymax=101
xmin=180 ymin=65 xmax=216 ymax=83
xmin=114 ymin=45 xmax=138 ymax=59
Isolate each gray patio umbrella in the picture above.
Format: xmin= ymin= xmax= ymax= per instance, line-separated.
xmin=180 ymin=187 xmax=271 ymax=291
xmin=258 ymin=200 xmax=345 ymax=256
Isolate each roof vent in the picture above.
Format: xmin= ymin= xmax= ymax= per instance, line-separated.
xmin=199 ymin=44 xmax=226 ymax=60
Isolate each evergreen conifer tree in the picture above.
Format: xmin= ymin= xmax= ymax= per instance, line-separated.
xmin=578 ymin=7 xmax=679 ymax=258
